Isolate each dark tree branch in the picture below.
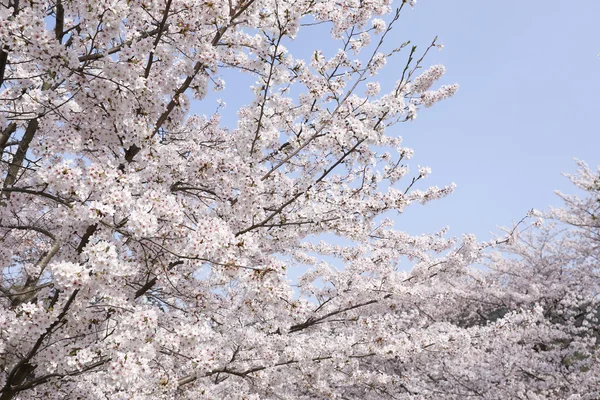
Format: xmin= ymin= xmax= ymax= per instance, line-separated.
xmin=0 ymin=49 xmax=8 ymax=88
xmin=2 ymin=118 xmax=38 ymax=192
xmin=7 ymin=358 xmax=109 ymax=393
xmin=54 ymin=0 xmax=65 ymax=42
xmin=0 ymin=224 xmax=56 ymax=240
xmin=76 ymin=224 xmax=98 ymax=254
xmin=134 ymin=260 xmax=184 ymax=299
xmin=151 ymin=0 xmax=257 ymax=138
xmin=0 ymin=290 xmax=79 ymax=400
xmin=236 ymin=138 xmax=365 ymax=236
xmin=143 ymin=0 xmax=173 ymax=79
xmin=0 ymin=187 xmax=72 ymax=206
xmin=0 ymin=122 xmax=16 ymax=151
xmin=77 ymin=27 xmax=163 ymax=62
xmin=289 ymin=299 xmax=379 ymax=333
xmin=250 ymin=33 xmax=282 ymax=155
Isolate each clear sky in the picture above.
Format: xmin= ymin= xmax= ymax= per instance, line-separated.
xmin=386 ymin=0 xmax=600 ymax=241
xmin=196 ymin=0 xmax=600 ymax=242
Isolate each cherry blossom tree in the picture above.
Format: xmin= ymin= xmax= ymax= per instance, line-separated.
xmin=377 ymin=161 xmax=600 ymax=399
xmin=0 ymin=0 xmax=467 ymax=396
xmin=469 ymin=162 xmax=600 ymax=398
xmin=1 ymin=0 xmax=598 ymax=397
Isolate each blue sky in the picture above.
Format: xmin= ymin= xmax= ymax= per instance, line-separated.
xmin=198 ymin=0 xmax=600 ymax=242
xmin=388 ymin=0 xmax=600 ymax=241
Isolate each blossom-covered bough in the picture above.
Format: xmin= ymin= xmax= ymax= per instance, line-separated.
xmin=0 ymin=0 xmax=598 ymax=397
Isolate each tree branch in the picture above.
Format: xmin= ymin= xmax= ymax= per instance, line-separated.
xmin=134 ymin=260 xmax=184 ymax=299
xmin=0 ymin=122 xmax=16 ymax=151
xmin=0 ymin=290 xmax=79 ymax=400
xmin=54 ymin=0 xmax=65 ymax=42
xmin=2 ymin=118 xmax=38 ymax=194
xmin=236 ymin=138 xmax=365 ymax=236
xmin=143 ymin=0 xmax=173 ymax=79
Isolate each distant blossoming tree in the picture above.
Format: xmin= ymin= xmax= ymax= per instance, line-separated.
xmin=381 ymin=162 xmax=600 ymax=398
xmin=1 ymin=0 xmax=598 ymax=397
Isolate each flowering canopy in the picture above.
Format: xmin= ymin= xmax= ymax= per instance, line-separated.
xmin=0 ymin=0 xmax=598 ymax=398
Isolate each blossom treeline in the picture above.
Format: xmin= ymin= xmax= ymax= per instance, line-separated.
xmin=1 ymin=0 xmax=598 ymax=398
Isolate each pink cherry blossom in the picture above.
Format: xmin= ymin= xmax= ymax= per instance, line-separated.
xmin=2 ymin=0 xmax=597 ymax=399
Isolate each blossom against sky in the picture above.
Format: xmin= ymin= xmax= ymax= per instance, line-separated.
xmin=198 ymin=0 xmax=600 ymax=241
